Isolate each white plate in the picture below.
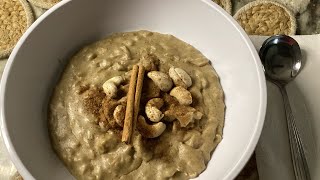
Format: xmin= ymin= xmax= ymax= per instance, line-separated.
xmin=0 ymin=0 xmax=266 ymax=179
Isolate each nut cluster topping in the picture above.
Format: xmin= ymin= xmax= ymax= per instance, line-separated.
xmin=83 ymin=55 xmax=204 ymax=143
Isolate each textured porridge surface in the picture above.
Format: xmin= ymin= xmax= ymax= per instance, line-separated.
xmin=49 ymin=31 xmax=225 ymax=180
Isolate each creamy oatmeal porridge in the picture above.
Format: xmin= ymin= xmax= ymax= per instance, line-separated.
xmin=48 ymin=31 xmax=225 ymax=180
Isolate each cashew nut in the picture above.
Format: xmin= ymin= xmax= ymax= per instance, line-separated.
xmin=107 ymin=76 xmax=124 ymax=86
xmin=147 ymin=71 xmax=173 ymax=92
xmin=145 ymin=98 xmax=164 ymax=122
xmin=113 ymin=105 xmax=126 ymax=127
xmin=137 ymin=115 xmax=166 ymax=138
xmin=103 ymin=82 xmax=117 ymax=98
xmin=102 ymin=76 xmax=125 ymax=98
xmin=169 ymin=67 xmax=192 ymax=88
xmin=169 ymin=86 xmax=192 ymax=105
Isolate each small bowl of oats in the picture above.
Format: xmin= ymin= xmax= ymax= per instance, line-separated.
xmin=0 ymin=0 xmax=266 ymax=179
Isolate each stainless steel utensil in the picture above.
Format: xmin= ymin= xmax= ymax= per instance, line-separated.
xmin=259 ymin=35 xmax=310 ymax=180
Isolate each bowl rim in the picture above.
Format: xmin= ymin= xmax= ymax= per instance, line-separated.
xmin=0 ymin=0 xmax=267 ymax=179
xmin=200 ymin=1 xmax=267 ymax=179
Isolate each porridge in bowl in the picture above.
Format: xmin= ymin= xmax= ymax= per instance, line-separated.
xmin=48 ymin=31 xmax=225 ymax=180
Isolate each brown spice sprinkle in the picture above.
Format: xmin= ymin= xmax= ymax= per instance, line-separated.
xmin=84 ymin=81 xmax=203 ymax=139
xmin=100 ymin=97 xmax=126 ymax=129
xmin=83 ymin=88 xmax=105 ymax=117
xmin=82 ymin=85 xmax=129 ymax=130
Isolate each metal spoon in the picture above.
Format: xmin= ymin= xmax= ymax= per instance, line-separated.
xmin=259 ymin=35 xmax=310 ymax=180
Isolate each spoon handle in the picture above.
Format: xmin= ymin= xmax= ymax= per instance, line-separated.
xmin=278 ymin=85 xmax=311 ymax=180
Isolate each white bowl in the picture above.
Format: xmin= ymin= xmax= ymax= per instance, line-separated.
xmin=0 ymin=0 xmax=266 ymax=179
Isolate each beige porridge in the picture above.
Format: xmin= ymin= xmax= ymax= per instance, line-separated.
xmin=48 ymin=31 xmax=225 ymax=180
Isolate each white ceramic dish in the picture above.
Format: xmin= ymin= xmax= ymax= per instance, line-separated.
xmin=0 ymin=0 xmax=266 ymax=179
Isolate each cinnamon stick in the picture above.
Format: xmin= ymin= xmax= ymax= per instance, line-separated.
xmin=122 ymin=65 xmax=139 ymax=143
xmin=133 ymin=65 xmax=145 ymax=134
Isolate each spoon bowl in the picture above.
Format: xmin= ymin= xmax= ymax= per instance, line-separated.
xmin=259 ymin=35 xmax=302 ymax=83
